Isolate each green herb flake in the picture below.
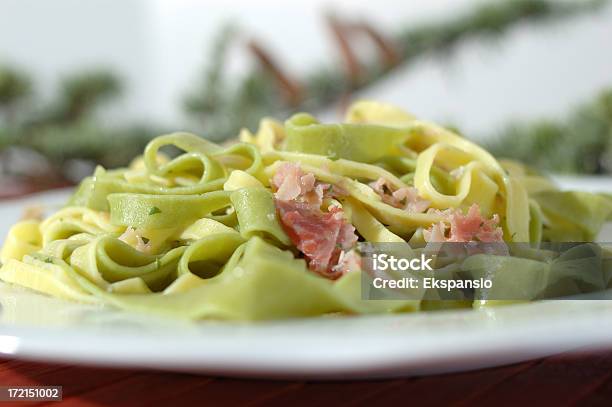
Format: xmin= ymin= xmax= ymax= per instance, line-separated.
xmin=141 ymin=237 xmax=150 ymax=244
xmin=148 ymin=206 xmax=162 ymax=215
xmin=44 ymin=257 xmax=53 ymax=264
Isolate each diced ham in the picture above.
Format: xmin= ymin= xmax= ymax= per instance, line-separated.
xmin=392 ymin=187 xmax=431 ymax=213
xmin=273 ymin=162 xmax=314 ymax=201
xmin=369 ymin=177 xmax=429 ymax=213
xmin=332 ymin=249 xmax=362 ymax=275
xmin=370 ymin=178 xmax=390 ymax=201
xmin=425 ymin=221 xmax=447 ymax=243
xmin=423 ymin=204 xmax=504 ymax=243
xmin=272 ymin=162 xmax=335 ymax=208
xmin=276 ymin=201 xmax=358 ymax=278
xmin=337 ymin=222 xmax=359 ymax=251
xmin=302 ymin=183 xmax=329 ymax=207
xmin=272 ymin=162 xmax=359 ymax=279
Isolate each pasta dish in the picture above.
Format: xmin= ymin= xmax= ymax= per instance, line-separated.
xmin=1 ymin=101 xmax=611 ymax=320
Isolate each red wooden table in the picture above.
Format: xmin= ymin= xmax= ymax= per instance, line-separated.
xmin=1 ymin=183 xmax=612 ymax=406
xmin=0 ymin=178 xmax=72 ymax=201
xmin=1 ymin=351 xmax=612 ymax=406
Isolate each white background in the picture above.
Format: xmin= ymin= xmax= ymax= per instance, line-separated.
xmin=1 ymin=0 xmax=611 ymax=139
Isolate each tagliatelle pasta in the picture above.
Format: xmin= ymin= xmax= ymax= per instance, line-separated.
xmin=1 ymin=101 xmax=612 ymax=320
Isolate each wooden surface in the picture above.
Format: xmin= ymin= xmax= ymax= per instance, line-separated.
xmin=0 ymin=178 xmax=72 ymax=201
xmin=1 ymin=351 xmax=612 ymax=406
xmin=1 ymin=185 xmax=612 ymax=406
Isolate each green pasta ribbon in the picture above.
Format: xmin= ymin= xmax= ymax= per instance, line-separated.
xmin=1 ymin=101 xmax=611 ymax=320
xmin=284 ymin=113 xmax=411 ymax=163
xmin=230 ymin=187 xmax=290 ymax=246
xmin=108 ymin=191 xmax=232 ymax=229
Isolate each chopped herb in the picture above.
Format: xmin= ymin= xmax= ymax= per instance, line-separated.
xmin=149 ymin=206 xmax=162 ymax=215
xmin=141 ymin=237 xmax=150 ymax=244
xmin=44 ymin=257 xmax=53 ymax=264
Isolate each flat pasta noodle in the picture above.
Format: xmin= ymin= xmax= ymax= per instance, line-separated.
xmin=1 ymin=100 xmax=610 ymax=320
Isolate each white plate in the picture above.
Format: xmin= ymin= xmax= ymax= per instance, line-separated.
xmin=1 ymin=183 xmax=612 ymax=379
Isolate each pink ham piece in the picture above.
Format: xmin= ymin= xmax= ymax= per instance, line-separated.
xmin=272 ymin=162 xmax=332 ymax=208
xmin=276 ymin=201 xmax=358 ymax=279
xmin=332 ymin=249 xmax=362 ymax=275
xmin=370 ymin=177 xmax=429 ymax=213
xmin=272 ymin=162 xmax=359 ymax=279
xmin=423 ymin=204 xmax=504 ymax=243
xmin=272 ymin=162 xmax=316 ymax=202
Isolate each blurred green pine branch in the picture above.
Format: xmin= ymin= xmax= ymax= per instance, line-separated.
xmin=486 ymin=90 xmax=612 ymax=174
xmin=1 ymin=0 xmax=611 ymax=188
xmin=0 ymin=68 xmax=160 ymax=183
xmin=185 ymin=0 xmax=608 ymax=140
xmin=0 ymin=66 xmax=32 ymax=126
